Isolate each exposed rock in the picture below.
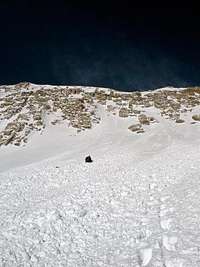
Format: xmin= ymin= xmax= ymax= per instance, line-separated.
xmin=138 ymin=114 xmax=150 ymax=125
xmin=132 ymin=110 xmax=141 ymax=115
xmin=143 ymin=102 xmax=152 ymax=108
xmin=106 ymin=105 xmax=115 ymax=112
xmin=15 ymin=82 xmax=30 ymax=89
xmin=192 ymin=114 xmax=200 ymax=121
xmin=149 ymin=116 xmax=156 ymax=122
xmin=137 ymin=129 xmax=145 ymax=134
xmin=128 ymin=124 xmax=142 ymax=132
xmin=119 ymin=108 xmax=129 ymax=118
xmin=0 ymin=85 xmax=200 ymax=147
xmin=175 ymin=119 xmax=185 ymax=123
xmin=85 ymin=155 xmax=93 ymax=163
xmin=4 ymin=132 xmax=16 ymax=145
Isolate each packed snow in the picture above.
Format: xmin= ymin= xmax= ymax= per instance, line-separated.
xmin=0 ymin=85 xmax=200 ymax=266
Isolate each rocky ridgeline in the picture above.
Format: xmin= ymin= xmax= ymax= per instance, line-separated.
xmin=0 ymin=83 xmax=98 ymax=146
xmin=0 ymin=82 xmax=200 ymax=146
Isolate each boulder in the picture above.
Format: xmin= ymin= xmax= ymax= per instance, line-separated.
xmin=138 ymin=114 xmax=150 ymax=125
xmin=85 ymin=155 xmax=93 ymax=163
xmin=128 ymin=124 xmax=142 ymax=132
xmin=137 ymin=129 xmax=145 ymax=134
xmin=119 ymin=108 xmax=129 ymax=118
xmin=149 ymin=116 xmax=156 ymax=122
xmin=133 ymin=110 xmax=141 ymax=115
xmin=175 ymin=119 xmax=185 ymax=123
xmin=192 ymin=114 xmax=200 ymax=121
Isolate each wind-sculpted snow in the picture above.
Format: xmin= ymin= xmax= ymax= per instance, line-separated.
xmin=0 ymin=83 xmax=200 ymax=266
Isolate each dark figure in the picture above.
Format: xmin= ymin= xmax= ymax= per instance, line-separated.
xmin=85 ymin=155 xmax=93 ymax=163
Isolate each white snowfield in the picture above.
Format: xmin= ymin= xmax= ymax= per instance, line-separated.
xmin=0 ymin=85 xmax=200 ymax=266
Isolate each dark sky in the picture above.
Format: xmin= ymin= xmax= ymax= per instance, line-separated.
xmin=0 ymin=3 xmax=199 ymax=90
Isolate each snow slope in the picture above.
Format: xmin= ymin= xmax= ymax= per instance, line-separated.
xmin=0 ymin=85 xmax=200 ymax=266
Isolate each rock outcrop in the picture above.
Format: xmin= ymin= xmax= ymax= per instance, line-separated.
xmin=0 ymin=84 xmax=200 ymax=146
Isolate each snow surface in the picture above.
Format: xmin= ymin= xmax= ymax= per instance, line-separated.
xmin=0 ymin=86 xmax=200 ymax=266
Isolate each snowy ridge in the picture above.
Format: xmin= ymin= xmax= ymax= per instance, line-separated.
xmin=0 ymin=83 xmax=200 ymax=266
